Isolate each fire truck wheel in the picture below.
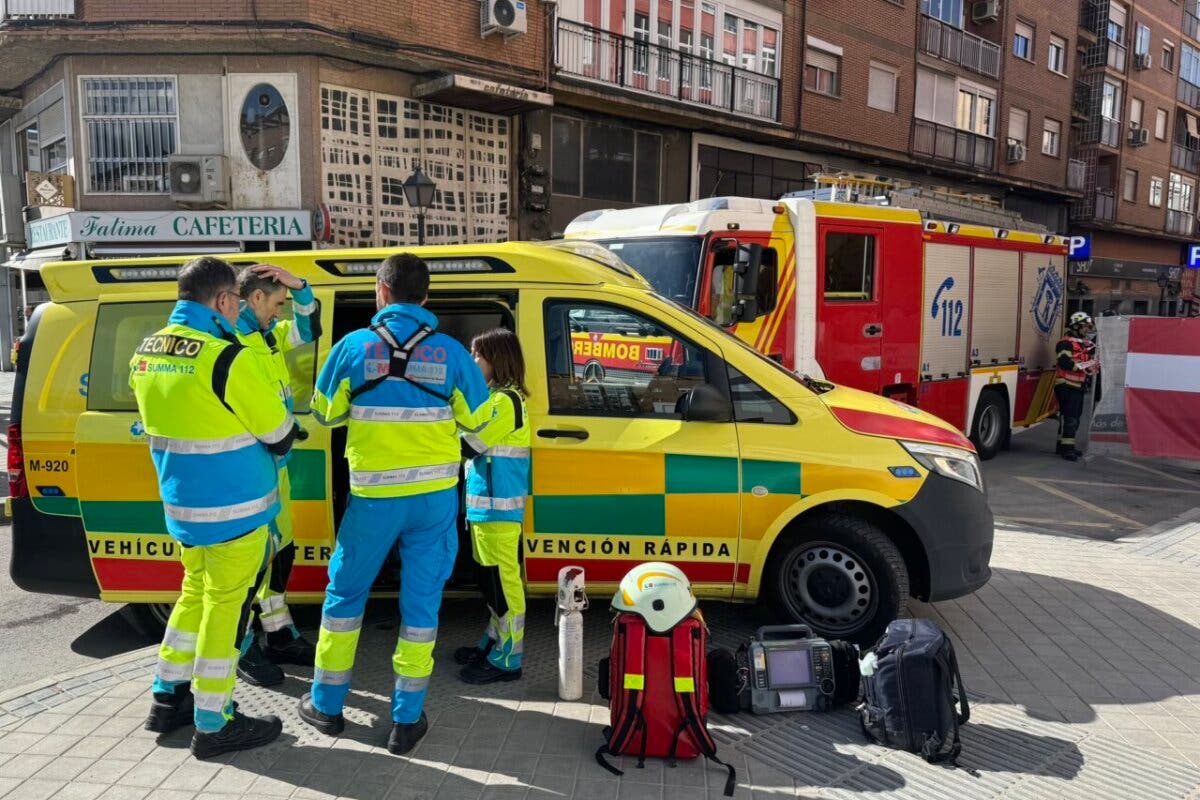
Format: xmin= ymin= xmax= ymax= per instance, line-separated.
xmin=970 ymin=390 xmax=1009 ymax=461
xmin=120 ymin=602 xmax=172 ymax=638
xmin=767 ymin=513 xmax=909 ymax=646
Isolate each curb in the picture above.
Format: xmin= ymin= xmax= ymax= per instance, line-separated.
xmin=0 ymin=644 xmax=158 ymax=728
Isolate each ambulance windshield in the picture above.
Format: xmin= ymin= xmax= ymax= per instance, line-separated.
xmin=597 ymin=237 xmax=703 ymax=306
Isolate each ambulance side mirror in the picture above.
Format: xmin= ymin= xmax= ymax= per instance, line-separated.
xmin=679 ymin=383 xmax=732 ymax=423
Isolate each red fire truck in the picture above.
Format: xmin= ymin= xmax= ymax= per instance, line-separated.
xmin=564 ymin=179 xmax=1069 ymax=459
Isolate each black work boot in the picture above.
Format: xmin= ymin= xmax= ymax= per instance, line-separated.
xmin=453 ymin=643 xmax=491 ymax=666
xmin=237 ymin=638 xmax=284 ymax=687
xmin=145 ymin=689 xmax=195 ymax=734
xmin=264 ymin=628 xmax=317 ymax=667
xmin=460 ymin=660 xmax=522 ymax=685
xmin=387 ymin=712 xmax=428 ymax=756
xmin=297 ymin=693 xmax=345 ymax=736
xmin=191 ymin=710 xmax=283 ymax=759
xmin=1060 ymin=449 xmax=1081 ymax=462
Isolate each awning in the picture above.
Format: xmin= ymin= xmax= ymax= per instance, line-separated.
xmin=1 ymin=246 xmax=71 ymax=271
xmin=412 ymin=72 xmax=553 ymax=115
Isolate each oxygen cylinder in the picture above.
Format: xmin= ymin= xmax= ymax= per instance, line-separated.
xmin=555 ymin=565 xmax=588 ymax=701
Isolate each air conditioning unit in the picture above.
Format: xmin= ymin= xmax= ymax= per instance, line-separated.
xmin=168 ymin=154 xmax=229 ymax=205
xmin=481 ymin=0 xmax=527 ymax=37
xmin=1129 ymin=127 xmax=1149 ymax=147
xmin=1006 ymin=141 xmax=1027 ymax=163
xmin=971 ymin=0 xmax=999 ymax=23
xmin=1135 ymin=52 xmax=1152 ymax=70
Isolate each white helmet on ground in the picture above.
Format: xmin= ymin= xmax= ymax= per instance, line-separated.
xmin=611 ymin=562 xmax=697 ymax=633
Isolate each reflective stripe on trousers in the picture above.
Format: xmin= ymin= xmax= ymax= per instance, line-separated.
xmin=465 ymin=494 xmax=526 ymax=512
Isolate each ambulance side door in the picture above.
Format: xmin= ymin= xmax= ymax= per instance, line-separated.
xmin=519 ymin=288 xmax=741 ymax=600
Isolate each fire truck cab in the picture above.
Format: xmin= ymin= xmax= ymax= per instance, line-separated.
xmin=564 ymin=180 xmax=1070 ymax=459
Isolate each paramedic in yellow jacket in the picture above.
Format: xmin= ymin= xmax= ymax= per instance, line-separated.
xmin=131 ymin=256 xmax=301 ymax=758
xmin=297 ymin=253 xmax=489 ymax=755
xmin=454 ymin=328 xmax=531 ymax=684
xmin=233 ymin=264 xmax=322 ymax=687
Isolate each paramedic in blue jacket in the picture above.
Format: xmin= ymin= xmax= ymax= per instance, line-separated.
xmin=297 ymin=253 xmax=489 ymax=755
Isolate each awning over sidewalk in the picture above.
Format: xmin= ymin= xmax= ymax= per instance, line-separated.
xmin=1 ymin=246 xmax=71 ymax=271
xmin=412 ymin=72 xmax=553 ymax=115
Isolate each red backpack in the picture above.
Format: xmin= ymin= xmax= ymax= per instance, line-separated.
xmin=596 ymin=611 xmax=736 ymax=796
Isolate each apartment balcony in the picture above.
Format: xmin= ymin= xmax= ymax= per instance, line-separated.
xmin=1186 ymin=2 xmax=1200 ymax=42
xmin=911 ymin=118 xmax=996 ymax=171
xmin=1173 ymin=143 xmax=1200 ymax=173
xmin=1180 ymin=78 xmax=1200 ymax=112
xmin=555 ymin=19 xmax=781 ymax=123
xmin=1167 ymin=209 xmax=1195 ymax=236
xmin=918 ymin=14 xmax=1001 ymax=80
xmin=1100 ymin=117 xmax=1122 ymax=148
xmin=0 ymin=0 xmax=74 ymax=21
xmin=1068 ymin=159 xmax=1087 ymax=191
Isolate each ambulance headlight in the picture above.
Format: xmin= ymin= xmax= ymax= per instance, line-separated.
xmin=900 ymin=441 xmax=983 ymax=492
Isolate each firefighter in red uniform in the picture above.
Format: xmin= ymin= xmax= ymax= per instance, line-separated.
xmin=1054 ymin=311 xmax=1098 ymax=461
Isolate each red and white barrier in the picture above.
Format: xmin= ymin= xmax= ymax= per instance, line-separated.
xmin=1124 ymin=318 xmax=1200 ymax=460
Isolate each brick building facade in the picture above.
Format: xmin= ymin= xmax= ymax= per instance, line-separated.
xmin=0 ymin=0 xmax=1193 ymax=363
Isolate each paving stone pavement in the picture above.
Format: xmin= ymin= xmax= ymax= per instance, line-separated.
xmin=3 ymin=526 xmax=1200 ymax=799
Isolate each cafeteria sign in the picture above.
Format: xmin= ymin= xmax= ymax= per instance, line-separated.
xmin=26 ymin=210 xmax=312 ymax=248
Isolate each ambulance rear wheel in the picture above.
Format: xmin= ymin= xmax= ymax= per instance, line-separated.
xmin=120 ymin=602 xmax=172 ymax=638
xmin=767 ymin=513 xmax=908 ymax=646
xmin=970 ymin=391 xmax=1008 ymax=461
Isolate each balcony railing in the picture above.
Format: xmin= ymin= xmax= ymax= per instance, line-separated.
xmin=918 ymin=14 xmax=1001 ymax=80
xmin=0 ymin=0 xmax=74 ymax=20
xmin=555 ymin=19 xmax=781 ymax=123
xmin=1180 ymin=78 xmax=1200 ymax=111
xmin=1167 ymin=208 xmax=1195 ymax=235
xmin=1068 ymin=159 xmax=1087 ymax=191
xmin=911 ymin=118 xmax=996 ymax=171
xmin=1173 ymin=143 xmax=1200 ymax=173
xmin=1100 ymin=116 xmax=1122 ymax=148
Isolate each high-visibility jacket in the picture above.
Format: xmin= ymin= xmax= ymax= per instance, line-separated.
xmin=130 ymin=301 xmax=299 ymax=546
xmin=236 ymin=282 xmax=321 ymax=468
xmin=311 ymin=303 xmax=489 ymax=498
xmin=463 ymin=387 xmax=531 ymax=524
xmin=1055 ymin=335 xmax=1096 ymax=389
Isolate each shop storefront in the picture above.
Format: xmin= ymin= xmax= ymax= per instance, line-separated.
xmin=1 ymin=209 xmax=313 ymax=369
xmin=1066 ymin=233 xmax=1189 ymax=318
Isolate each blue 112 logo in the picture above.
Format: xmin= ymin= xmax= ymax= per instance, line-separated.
xmin=931 ymin=277 xmax=963 ymax=337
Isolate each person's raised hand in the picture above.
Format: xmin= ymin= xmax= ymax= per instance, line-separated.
xmin=251 ymin=263 xmax=304 ymax=290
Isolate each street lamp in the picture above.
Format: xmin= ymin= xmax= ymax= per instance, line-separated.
xmin=1157 ymin=268 xmax=1170 ymax=317
xmin=402 ymin=166 xmax=437 ymax=246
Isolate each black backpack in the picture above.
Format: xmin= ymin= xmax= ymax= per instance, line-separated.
xmin=857 ymin=618 xmax=969 ymax=765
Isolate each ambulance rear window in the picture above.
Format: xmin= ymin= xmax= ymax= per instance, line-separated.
xmin=89 ymin=301 xmax=174 ymax=411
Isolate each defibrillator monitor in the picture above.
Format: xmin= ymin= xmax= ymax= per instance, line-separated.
xmin=744 ymin=625 xmax=835 ymax=713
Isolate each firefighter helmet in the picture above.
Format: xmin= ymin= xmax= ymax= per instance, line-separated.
xmin=1068 ymin=311 xmax=1093 ymax=331
xmin=611 ymin=562 xmax=697 ymax=633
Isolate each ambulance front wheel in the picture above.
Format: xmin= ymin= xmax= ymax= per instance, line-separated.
xmin=120 ymin=602 xmax=172 ymax=638
xmin=970 ymin=390 xmax=1009 ymax=461
xmin=766 ymin=513 xmax=909 ymax=646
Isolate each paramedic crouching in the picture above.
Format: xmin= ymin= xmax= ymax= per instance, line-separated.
xmin=131 ymin=256 xmax=301 ymax=758
xmin=298 ymin=253 xmax=489 ymax=755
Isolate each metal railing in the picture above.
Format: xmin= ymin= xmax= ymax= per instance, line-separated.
xmin=555 ymin=19 xmax=781 ymax=122
xmin=1180 ymin=78 xmax=1200 ymax=111
xmin=0 ymin=0 xmax=74 ymax=20
xmin=918 ymin=14 xmax=1001 ymax=79
xmin=1100 ymin=116 xmax=1122 ymax=148
xmin=1174 ymin=143 xmax=1200 ymax=173
xmin=911 ymin=118 xmax=996 ymax=171
xmin=1167 ymin=208 xmax=1195 ymax=235
xmin=1068 ymin=159 xmax=1087 ymax=190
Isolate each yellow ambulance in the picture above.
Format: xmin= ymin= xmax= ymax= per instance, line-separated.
xmin=9 ymin=240 xmax=992 ymax=643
